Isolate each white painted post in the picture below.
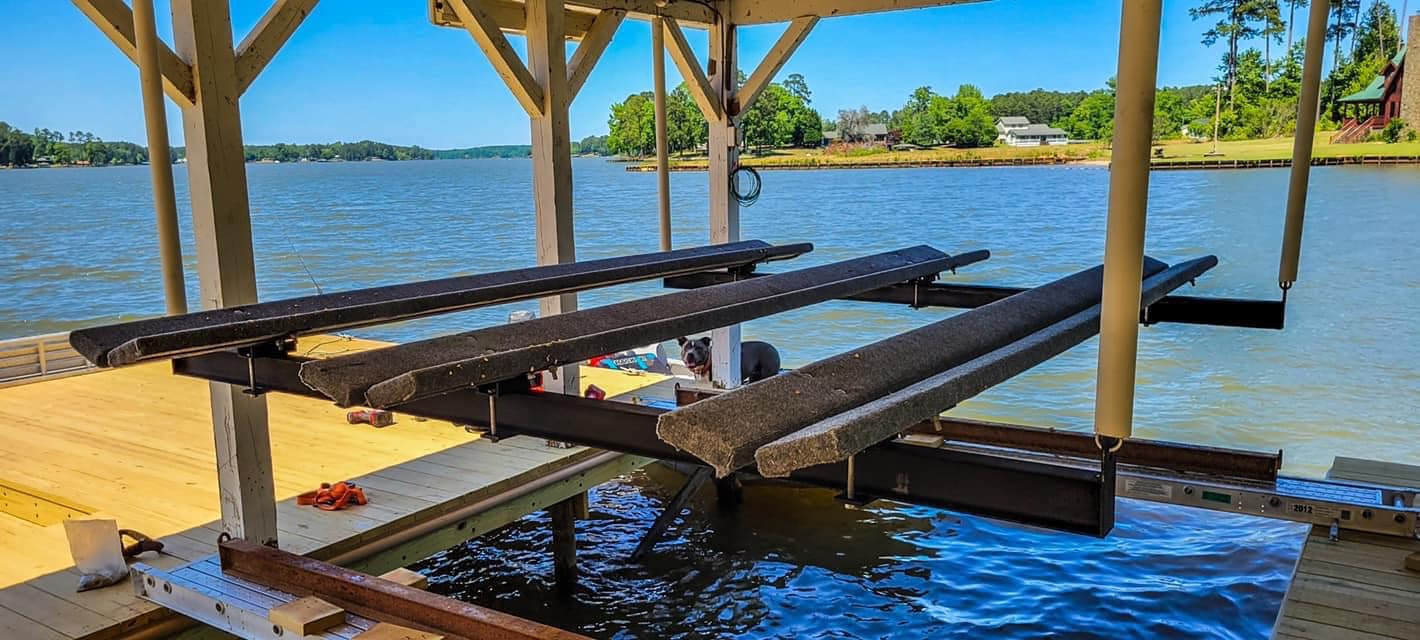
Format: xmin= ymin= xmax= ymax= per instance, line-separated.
xmin=525 ymin=0 xmax=579 ymax=396
xmin=170 ymin=0 xmax=277 ymax=546
xmin=708 ymin=7 xmax=741 ymax=390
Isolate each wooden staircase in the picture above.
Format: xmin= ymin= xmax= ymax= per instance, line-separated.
xmin=1330 ymin=116 xmax=1383 ymax=144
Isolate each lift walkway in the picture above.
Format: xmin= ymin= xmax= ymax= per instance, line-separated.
xmin=1272 ymin=458 xmax=1420 ymax=640
xmin=0 ymin=335 xmax=659 ymax=640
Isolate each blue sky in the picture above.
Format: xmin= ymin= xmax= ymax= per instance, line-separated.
xmin=0 ymin=1 xmax=1399 ymax=147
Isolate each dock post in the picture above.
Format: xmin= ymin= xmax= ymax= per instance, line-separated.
xmin=1278 ymin=0 xmax=1331 ymax=289
xmin=133 ymin=0 xmax=187 ymax=316
xmin=170 ymin=0 xmax=278 ymax=545
xmin=549 ymin=494 xmax=579 ymax=595
xmin=653 ymin=16 xmax=672 ymax=252
xmin=707 ymin=4 xmax=742 ymax=391
xmin=525 ymin=0 xmax=579 ymax=396
xmin=1092 ymin=0 xmax=1163 ymax=442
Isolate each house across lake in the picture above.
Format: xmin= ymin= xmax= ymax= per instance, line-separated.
xmin=996 ymin=116 xmax=1069 ymax=146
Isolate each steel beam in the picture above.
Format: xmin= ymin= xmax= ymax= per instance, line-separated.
xmin=70 ymin=241 xmax=810 ymax=367
xmin=173 ymin=351 xmax=1116 ymax=536
xmin=664 ymin=265 xmax=1284 ymax=330
xmin=300 ymin=246 xmax=959 ymax=407
xmin=218 ymin=539 xmax=587 ymax=639
xmin=657 ymin=258 xmax=1169 ymax=477
xmin=754 ymin=257 xmax=1218 ymax=478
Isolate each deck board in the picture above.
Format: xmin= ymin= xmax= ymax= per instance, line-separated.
xmin=0 ymin=335 xmax=665 ymax=639
xmin=1271 ymin=458 xmax=1420 ymax=640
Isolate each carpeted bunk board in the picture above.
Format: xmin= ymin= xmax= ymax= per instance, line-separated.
xmin=752 ymin=256 xmax=1218 ymax=478
xmin=69 ymin=240 xmax=812 ymax=368
xmin=300 ymin=245 xmax=982 ymax=408
xmin=656 ymin=256 xmax=1183 ymax=477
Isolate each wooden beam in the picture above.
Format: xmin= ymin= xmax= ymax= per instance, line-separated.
xmin=526 ymin=0 xmax=579 ymax=395
xmin=430 ymin=0 xmax=596 ymax=39
xmin=661 ymin=17 xmax=721 ymax=121
xmin=448 ymin=0 xmax=545 ymax=116
xmin=706 ymin=7 xmax=739 ymax=390
xmin=735 ymin=16 xmax=818 ymax=115
xmin=170 ymin=0 xmax=278 ymax=546
xmin=566 ymin=9 xmax=625 ymax=100
xmin=731 ymin=0 xmax=986 ymax=25
xmin=564 ymin=0 xmax=714 ymax=24
xmin=71 ymin=0 xmax=195 ymax=106
xmin=234 ymin=0 xmax=321 ymax=94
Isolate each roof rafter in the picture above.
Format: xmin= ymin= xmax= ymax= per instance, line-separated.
xmin=731 ymin=0 xmax=987 ymax=25
xmin=734 ymin=16 xmax=818 ymax=116
xmin=662 ymin=16 xmax=722 ymax=122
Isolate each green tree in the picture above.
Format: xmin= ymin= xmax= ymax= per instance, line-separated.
xmin=989 ymin=89 xmax=1088 ymax=127
xmin=782 ymin=73 xmax=812 ymax=103
xmin=1061 ymin=81 xmax=1117 ymax=141
xmin=1191 ymin=0 xmax=1267 ymax=107
xmin=607 ymin=92 xmax=655 ymax=157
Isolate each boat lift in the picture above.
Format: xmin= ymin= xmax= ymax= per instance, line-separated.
xmin=60 ymin=0 xmax=1412 ymax=637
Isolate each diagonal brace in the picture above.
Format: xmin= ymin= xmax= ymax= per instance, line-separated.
xmin=734 ymin=16 xmax=818 ymax=116
xmin=449 ymin=0 xmax=546 ymax=116
xmin=566 ymin=9 xmax=625 ymax=101
xmin=661 ymin=16 xmax=722 ymax=121
xmin=71 ymin=0 xmax=196 ymax=106
xmin=234 ymin=0 xmax=321 ymax=94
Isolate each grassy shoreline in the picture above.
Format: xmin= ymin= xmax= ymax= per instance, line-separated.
xmin=627 ymin=137 xmax=1420 ymax=171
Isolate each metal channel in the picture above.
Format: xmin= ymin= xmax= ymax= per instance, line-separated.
xmin=301 ymin=245 xmax=961 ymax=407
xmin=70 ymin=240 xmax=812 ymax=367
xmin=175 ymin=351 xmax=1114 ymax=536
xmin=664 ymin=272 xmax=1286 ymax=330
xmin=132 ymin=563 xmax=371 ymax=640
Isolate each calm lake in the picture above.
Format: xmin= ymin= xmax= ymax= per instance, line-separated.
xmin=2 ymin=159 xmax=1417 ymax=638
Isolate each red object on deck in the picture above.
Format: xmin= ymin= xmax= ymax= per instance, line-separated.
xmin=346 ymin=409 xmax=395 ymax=427
xmin=584 ymin=384 xmax=606 ymax=401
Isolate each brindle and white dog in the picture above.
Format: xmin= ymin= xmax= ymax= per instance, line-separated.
xmin=676 ymin=336 xmax=781 ymax=384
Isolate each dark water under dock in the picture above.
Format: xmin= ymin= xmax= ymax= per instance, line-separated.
xmin=2 ymin=159 xmax=1417 ymax=638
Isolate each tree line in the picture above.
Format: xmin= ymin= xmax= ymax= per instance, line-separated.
xmin=606 ymin=73 xmax=822 ymax=157
xmin=0 ymin=124 xmax=149 ymax=167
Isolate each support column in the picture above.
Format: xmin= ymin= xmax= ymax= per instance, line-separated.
xmin=1278 ymin=0 xmax=1333 ymax=288
xmin=707 ymin=8 xmax=742 ymax=390
xmin=526 ymin=0 xmax=579 ymax=395
xmin=1092 ymin=0 xmax=1163 ymax=442
xmin=171 ymin=0 xmax=277 ymax=546
xmin=134 ymin=0 xmax=187 ymax=316
xmin=548 ymin=495 xmax=578 ymax=595
xmin=653 ymin=16 xmax=672 ymax=252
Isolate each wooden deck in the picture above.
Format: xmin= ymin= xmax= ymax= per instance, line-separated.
xmin=1272 ymin=458 xmax=1420 ymax=640
xmin=0 ymin=335 xmax=664 ymax=640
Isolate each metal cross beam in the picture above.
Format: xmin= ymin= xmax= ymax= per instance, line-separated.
xmin=175 ymin=349 xmax=1119 ymax=536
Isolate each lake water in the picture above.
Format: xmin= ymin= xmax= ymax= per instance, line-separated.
xmin=2 ymin=159 xmax=1417 ymax=638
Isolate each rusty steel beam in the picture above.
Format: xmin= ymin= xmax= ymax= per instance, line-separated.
xmin=219 ymin=539 xmax=587 ymax=639
xmin=301 ymin=246 xmax=965 ymax=407
xmin=753 ymin=256 xmax=1219 ymax=478
xmin=657 ymin=257 xmax=1171 ymax=477
xmin=908 ymin=418 xmax=1281 ymax=481
xmin=70 ymin=240 xmax=810 ymax=368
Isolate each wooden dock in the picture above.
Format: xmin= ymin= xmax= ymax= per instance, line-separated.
xmin=1272 ymin=458 xmax=1420 ymax=640
xmin=0 ymin=335 xmax=663 ymax=639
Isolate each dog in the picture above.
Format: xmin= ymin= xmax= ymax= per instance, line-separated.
xmin=677 ymin=336 xmax=781 ymax=384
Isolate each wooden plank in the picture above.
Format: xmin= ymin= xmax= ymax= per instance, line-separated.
xmin=1278 ymin=601 xmax=1412 ymax=639
xmin=1274 ymin=614 xmax=1403 ymax=640
xmin=0 ymin=604 xmax=66 ymax=640
xmin=1331 ymin=457 xmax=1420 ymax=487
xmin=356 ymin=623 xmax=445 ymax=640
xmin=0 ymin=583 xmax=117 ymax=639
xmin=269 ymin=596 xmax=346 ymax=635
xmin=378 ymin=569 xmax=428 ymax=590
xmin=730 ymin=0 xmax=986 ymax=25
xmin=0 ymin=478 xmax=94 ymax=525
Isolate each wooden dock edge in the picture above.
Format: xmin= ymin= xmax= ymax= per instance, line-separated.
xmin=117 ymin=452 xmax=651 ymax=640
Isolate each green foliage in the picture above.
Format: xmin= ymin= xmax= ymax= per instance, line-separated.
xmin=0 ymin=122 xmax=149 ymax=166
xmin=432 ymin=145 xmax=530 ymax=159
xmin=1380 ymin=119 xmax=1406 ymax=144
xmin=888 ymin=85 xmax=998 ymax=148
xmin=243 ymin=141 xmax=436 ymax=162
xmin=605 ymin=83 xmax=714 ymax=157
xmin=1060 ymin=88 xmax=1115 ymax=141
xmin=573 ymin=135 xmax=610 ymax=156
xmin=741 ymin=82 xmax=821 ymax=151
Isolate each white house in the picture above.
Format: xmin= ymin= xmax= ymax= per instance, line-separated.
xmin=995 ymin=116 xmax=1030 ymax=140
xmin=1005 ymin=123 xmax=1069 ymax=146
